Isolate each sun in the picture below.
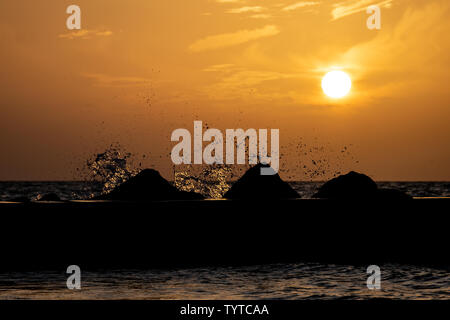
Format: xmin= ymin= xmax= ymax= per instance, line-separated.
xmin=321 ymin=70 xmax=352 ymax=98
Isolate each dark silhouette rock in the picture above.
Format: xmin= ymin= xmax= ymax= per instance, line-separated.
xmin=376 ymin=188 xmax=412 ymax=200
xmin=95 ymin=168 xmax=204 ymax=201
xmin=9 ymin=196 xmax=30 ymax=203
xmin=313 ymin=171 xmax=377 ymax=198
xmin=36 ymin=193 xmax=61 ymax=201
xmin=224 ymin=163 xmax=300 ymax=199
xmin=313 ymin=171 xmax=411 ymax=200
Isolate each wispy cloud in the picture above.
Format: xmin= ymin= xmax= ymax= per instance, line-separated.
xmin=331 ymin=0 xmax=393 ymax=20
xmin=250 ymin=14 xmax=272 ymax=19
xmin=227 ymin=6 xmax=265 ymax=14
xmin=189 ymin=25 xmax=280 ymax=52
xmin=203 ymin=64 xmax=236 ymax=72
xmin=336 ymin=1 xmax=449 ymax=96
xmin=82 ymin=73 xmax=150 ymax=87
xmin=216 ymin=0 xmax=242 ymax=3
xmin=282 ymin=2 xmax=320 ymax=12
xmin=58 ymin=29 xmax=113 ymax=40
xmin=202 ymin=68 xmax=300 ymax=101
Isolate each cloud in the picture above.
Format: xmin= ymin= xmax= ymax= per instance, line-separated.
xmin=337 ymin=1 xmax=450 ymax=96
xmin=216 ymin=0 xmax=242 ymax=3
xmin=227 ymin=6 xmax=265 ymax=14
xmin=58 ymin=29 xmax=113 ymax=40
xmin=82 ymin=73 xmax=150 ymax=87
xmin=203 ymin=64 xmax=236 ymax=72
xmin=250 ymin=14 xmax=272 ymax=19
xmin=202 ymin=69 xmax=298 ymax=100
xmin=189 ymin=25 xmax=280 ymax=52
xmin=282 ymin=2 xmax=320 ymax=12
xmin=331 ymin=0 xmax=393 ymax=20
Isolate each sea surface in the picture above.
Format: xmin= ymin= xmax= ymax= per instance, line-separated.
xmin=0 ymin=181 xmax=448 ymax=300
xmin=0 ymin=263 xmax=448 ymax=300
xmin=1 ymin=181 xmax=449 ymax=201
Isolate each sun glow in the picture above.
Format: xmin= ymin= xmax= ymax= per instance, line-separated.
xmin=321 ymin=71 xmax=352 ymax=98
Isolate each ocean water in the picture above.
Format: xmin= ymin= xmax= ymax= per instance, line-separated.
xmin=1 ymin=181 xmax=449 ymax=201
xmin=0 ymin=181 xmax=449 ymax=300
xmin=0 ymin=263 xmax=448 ymax=300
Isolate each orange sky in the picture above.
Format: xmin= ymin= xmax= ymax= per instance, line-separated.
xmin=0 ymin=0 xmax=449 ymax=181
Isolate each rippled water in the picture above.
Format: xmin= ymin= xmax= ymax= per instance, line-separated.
xmin=0 ymin=263 xmax=448 ymax=300
xmin=1 ymin=181 xmax=449 ymax=201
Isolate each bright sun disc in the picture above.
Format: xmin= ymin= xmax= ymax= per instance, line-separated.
xmin=321 ymin=71 xmax=352 ymax=98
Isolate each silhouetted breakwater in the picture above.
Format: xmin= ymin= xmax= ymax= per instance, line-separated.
xmin=0 ymin=166 xmax=448 ymax=270
xmin=0 ymin=198 xmax=448 ymax=270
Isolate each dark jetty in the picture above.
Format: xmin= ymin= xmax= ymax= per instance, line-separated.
xmin=95 ymin=168 xmax=204 ymax=201
xmin=313 ymin=171 xmax=412 ymax=200
xmin=224 ymin=163 xmax=300 ymax=199
xmin=1 ymin=169 xmax=447 ymax=271
xmin=0 ymin=198 xmax=448 ymax=270
xmin=9 ymin=196 xmax=30 ymax=203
